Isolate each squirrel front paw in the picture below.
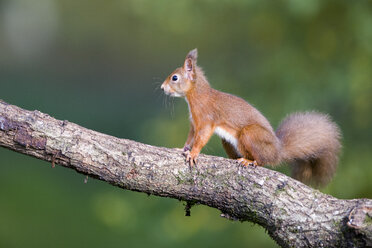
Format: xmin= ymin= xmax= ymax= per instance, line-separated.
xmin=183 ymin=150 xmax=198 ymax=167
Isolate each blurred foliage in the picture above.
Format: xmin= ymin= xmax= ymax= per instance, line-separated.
xmin=0 ymin=0 xmax=372 ymax=247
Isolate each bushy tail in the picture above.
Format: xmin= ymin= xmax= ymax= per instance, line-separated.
xmin=276 ymin=112 xmax=341 ymax=186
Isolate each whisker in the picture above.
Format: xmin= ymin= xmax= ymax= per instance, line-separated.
xmin=152 ymin=76 xmax=163 ymax=81
xmin=153 ymin=82 xmax=161 ymax=93
xmin=163 ymin=94 xmax=170 ymax=109
xmin=170 ymin=97 xmax=175 ymax=118
xmin=155 ymin=90 xmax=163 ymax=103
xmin=163 ymin=96 xmax=167 ymax=109
xmin=162 ymin=94 xmax=166 ymax=108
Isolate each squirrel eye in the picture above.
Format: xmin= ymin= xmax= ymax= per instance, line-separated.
xmin=172 ymin=75 xmax=178 ymax=81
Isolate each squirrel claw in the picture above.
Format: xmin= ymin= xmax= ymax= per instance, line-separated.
xmin=183 ymin=150 xmax=197 ymax=167
xmin=237 ymin=158 xmax=258 ymax=167
xmin=182 ymin=149 xmax=190 ymax=157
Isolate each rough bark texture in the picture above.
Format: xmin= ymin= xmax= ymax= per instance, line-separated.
xmin=0 ymin=100 xmax=371 ymax=247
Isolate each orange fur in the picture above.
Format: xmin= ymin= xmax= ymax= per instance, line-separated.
xmin=161 ymin=49 xmax=341 ymax=186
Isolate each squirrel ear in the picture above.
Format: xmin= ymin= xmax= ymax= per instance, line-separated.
xmin=186 ymin=48 xmax=198 ymax=63
xmin=184 ymin=48 xmax=197 ymax=81
xmin=184 ymin=58 xmax=195 ymax=81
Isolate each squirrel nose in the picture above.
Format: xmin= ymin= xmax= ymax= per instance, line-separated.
xmin=160 ymin=83 xmax=165 ymax=90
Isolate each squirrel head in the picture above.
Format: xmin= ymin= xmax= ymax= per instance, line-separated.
xmin=161 ymin=49 xmax=198 ymax=97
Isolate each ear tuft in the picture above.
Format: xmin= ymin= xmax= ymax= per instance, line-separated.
xmin=186 ymin=48 xmax=198 ymax=62
xmin=183 ymin=49 xmax=198 ymax=81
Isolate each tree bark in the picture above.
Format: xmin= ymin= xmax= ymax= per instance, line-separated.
xmin=0 ymin=99 xmax=371 ymax=247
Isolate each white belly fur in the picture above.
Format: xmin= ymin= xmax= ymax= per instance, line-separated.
xmin=214 ymin=127 xmax=241 ymax=155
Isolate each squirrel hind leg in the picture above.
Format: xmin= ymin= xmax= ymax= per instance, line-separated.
xmin=237 ymin=124 xmax=281 ymax=166
xmin=221 ymin=139 xmax=258 ymax=167
xmin=237 ymin=158 xmax=258 ymax=167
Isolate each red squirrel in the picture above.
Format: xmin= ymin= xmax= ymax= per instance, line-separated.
xmin=161 ymin=49 xmax=341 ymax=186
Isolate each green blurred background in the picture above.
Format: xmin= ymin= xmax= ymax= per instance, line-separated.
xmin=0 ymin=0 xmax=371 ymax=247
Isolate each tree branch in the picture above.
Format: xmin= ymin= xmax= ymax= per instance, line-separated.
xmin=0 ymin=100 xmax=371 ymax=247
